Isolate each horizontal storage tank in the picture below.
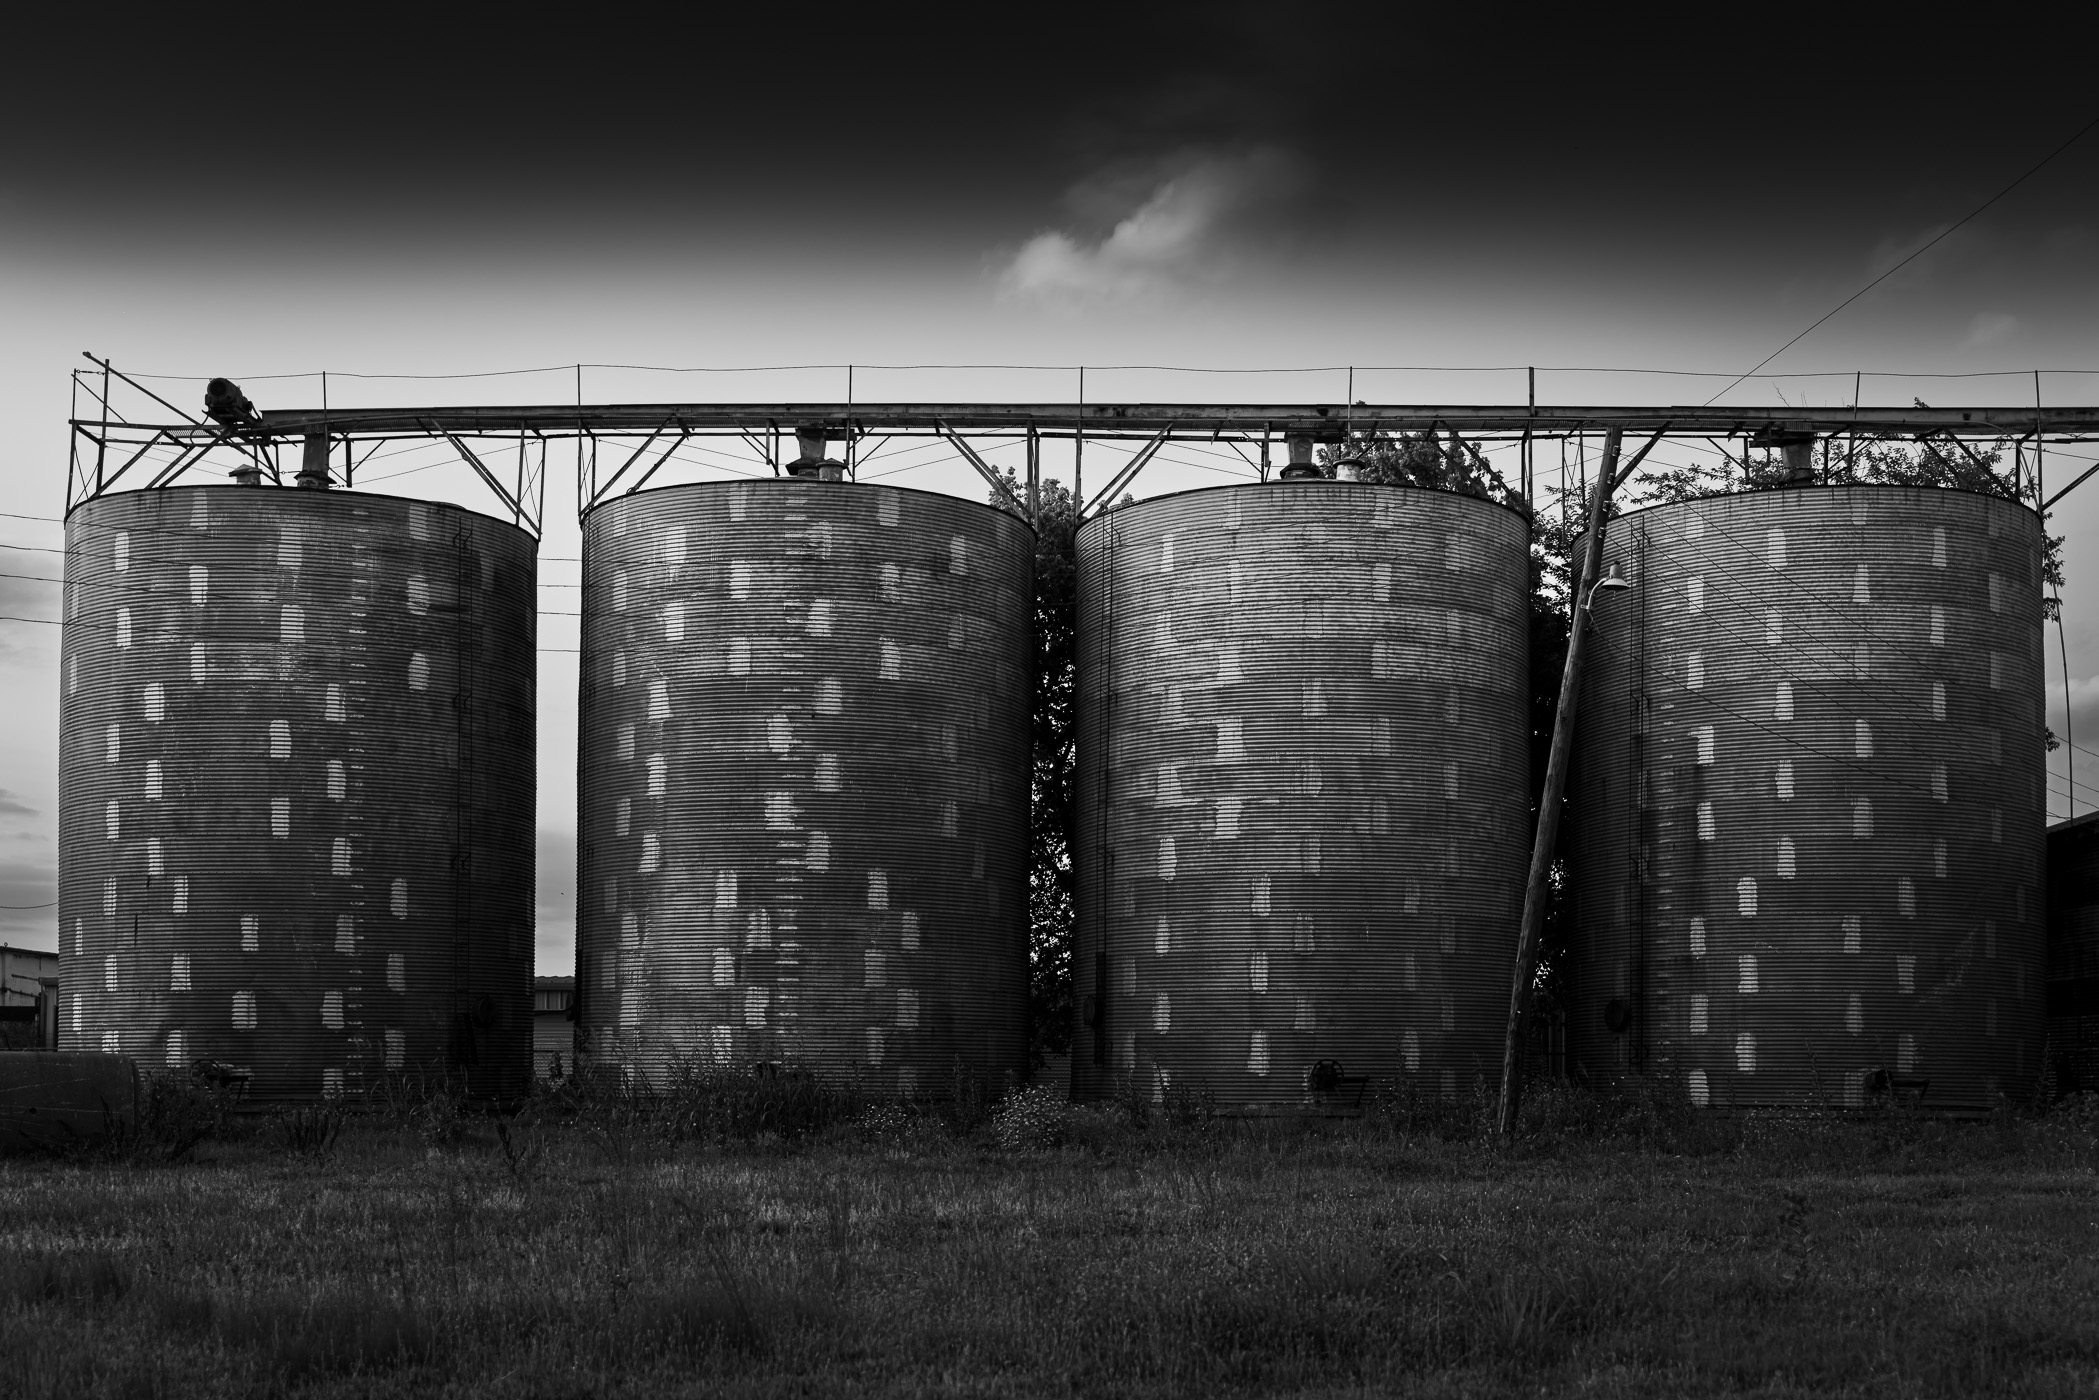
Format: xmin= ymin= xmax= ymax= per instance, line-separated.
xmin=1071 ymin=483 xmax=1532 ymax=1110
xmin=1568 ymin=485 xmax=2045 ymax=1110
xmin=60 ymin=485 xmax=537 ymax=1102
xmin=577 ymin=480 xmax=1032 ymax=1092
xmin=2047 ymin=813 xmax=2099 ymax=1095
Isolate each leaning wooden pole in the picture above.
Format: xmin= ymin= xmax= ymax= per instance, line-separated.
xmin=1497 ymin=427 xmax=1623 ymax=1137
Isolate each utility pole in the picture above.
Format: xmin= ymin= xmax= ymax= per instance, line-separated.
xmin=1497 ymin=427 xmax=1624 ymax=1137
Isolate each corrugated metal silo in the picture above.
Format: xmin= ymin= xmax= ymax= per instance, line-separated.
xmin=2046 ymin=812 xmax=2099 ymax=1095
xmin=1567 ymin=485 xmax=2046 ymax=1110
xmin=1071 ymin=482 xmax=1532 ymax=1110
xmin=59 ymin=485 xmax=538 ymax=1102
xmin=576 ymin=480 xmax=1032 ymax=1092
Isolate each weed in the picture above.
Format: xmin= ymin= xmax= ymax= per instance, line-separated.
xmin=1 ymin=1251 xmax=130 ymax=1306
xmin=276 ymin=1102 xmax=345 ymax=1158
xmin=991 ymin=1083 xmax=1068 ymax=1151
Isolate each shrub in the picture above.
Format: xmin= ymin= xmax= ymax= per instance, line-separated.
xmin=990 ymin=1084 xmax=1068 ymax=1152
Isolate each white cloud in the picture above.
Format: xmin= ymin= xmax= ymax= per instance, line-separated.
xmin=997 ymin=146 xmax=1309 ymax=307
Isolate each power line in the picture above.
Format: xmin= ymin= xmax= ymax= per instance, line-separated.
xmin=1706 ymin=111 xmax=2099 ymax=405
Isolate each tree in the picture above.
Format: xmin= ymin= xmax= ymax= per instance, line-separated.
xmin=991 ymin=472 xmax=1079 ymax=1065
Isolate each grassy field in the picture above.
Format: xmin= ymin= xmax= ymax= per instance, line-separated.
xmin=5 ymin=1076 xmax=2099 ymax=1399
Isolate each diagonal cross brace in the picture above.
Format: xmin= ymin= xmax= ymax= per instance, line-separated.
xmin=424 ymin=419 xmax=526 ymax=525
xmin=935 ymin=419 xmax=1023 ymax=514
xmin=1082 ymin=426 xmax=1171 ymax=518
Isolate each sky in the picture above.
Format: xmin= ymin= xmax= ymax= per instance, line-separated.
xmin=3 ymin=6 xmax=2097 ymax=965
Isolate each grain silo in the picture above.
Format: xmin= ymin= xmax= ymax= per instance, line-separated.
xmin=1070 ymin=482 xmax=1532 ymax=1111
xmin=576 ymin=478 xmax=1032 ymax=1093
xmin=1567 ymin=485 xmax=2045 ymax=1110
xmin=59 ymin=483 xmax=537 ymax=1102
xmin=2046 ymin=812 xmax=2099 ymax=1095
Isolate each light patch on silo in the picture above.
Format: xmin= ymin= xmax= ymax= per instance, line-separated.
xmin=1990 ymin=808 xmax=2002 ymax=843
xmin=1214 ymin=646 xmax=1242 ymax=683
xmin=1157 ymin=837 xmax=1177 ymax=881
xmin=1932 ymin=838 xmax=1948 ymax=879
xmin=1928 ymin=765 xmax=1950 ymax=803
xmin=1931 ymin=526 xmax=1947 ymax=568
xmin=658 ymin=526 xmax=687 ymax=569
xmin=1852 ymin=799 xmax=1874 ymax=838
xmin=1766 ymin=529 xmax=1788 ymax=570
xmin=114 ymin=531 xmax=130 ymax=571
xmin=144 ymin=760 xmax=163 ymax=799
xmin=1736 ymin=955 xmax=1760 ymax=993
xmin=190 ymin=644 xmax=206 ymax=682
xmin=1840 ymin=914 xmax=1862 ymax=953
xmin=384 ymin=878 xmax=407 ymax=919
xmin=1252 ymin=875 xmax=1272 ymax=917
xmin=1685 ymin=653 xmax=1705 ymax=690
xmin=1735 ymin=1032 xmax=1757 ymax=1073
xmin=325 ymin=684 xmax=345 ymax=722
xmin=1988 ymin=572 xmax=2005 ymax=613
xmin=744 ymin=988 xmax=768 ymax=1026
xmin=1290 ymin=995 xmax=1316 ymax=1033
xmin=189 ymin=564 xmax=209 ymax=605
xmin=231 ymin=989 xmax=258 ymax=1032
xmin=1930 ymin=682 xmax=1947 ymax=721
xmin=1153 ymin=614 xmax=1174 ymax=650
xmin=168 ymin=952 xmax=192 ymax=992
xmin=615 ymin=797 xmax=632 ymax=837
xmin=1690 ymin=994 xmax=1709 ymax=1034
xmin=104 ymin=799 xmax=122 ymax=841
xmin=106 ymin=724 xmax=121 ymax=763
xmin=815 ymin=678 xmax=843 ymax=715
xmin=815 ymin=754 xmax=842 ymax=792
xmin=808 ymin=831 xmax=832 ymax=871
xmin=761 ymin=714 xmax=793 ymax=756
xmin=1226 ymin=558 xmax=1243 ymax=607
xmin=1687 ymin=1069 xmax=1710 ymax=1106
xmin=1774 ymin=683 xmax=1793 ymax=721
xmin=1370 ymin=559 xmax=1392 ymax=603
xmin=806 ymin=598 xmax=837 ymax=638
xmin=664 ymin=602 xmax=684 ymax=643
xmin=268 ymin=719 xmax=291 ymax=759
xmin=1687 ymin=577 xmax=1705 ymax=614
xmin=1779 ymin=837 xmax=1801 ymax=878
xmin=100 ymin=1030 xmax=120 ymax=1055
xmin=1988 ymin=651 xmax=2004 ymax=689
xmin=1216 ymin=717 xmax=1245 ymax=762
xmin=321 ymin=1067 xmax=346 ymax=1098
xmin=1157 ymin=766 xmax=1183 ymax=804
xmin=644 ymin=680 xmax=669 ymax=723
xmin=146 ymin=838 xmax=164 ymax=876
xmin=1984 ymin=729 xmax=2000 ymax=764
xmin=1400 ymin=1029 xmax=1420 ymax=1073
xmin=1372 ymin=798 xmax=1390 ymax=835
xmin=1762 ymin=611 xmax=1782 ymax=646
xmin=614 ymin=724 xmax=636 ymax=763
xmin=1215 ymin=797 xmax=1241 ymax=839
xmin=865 ymin=948 xmax=887 ymax=987
xmin=1930 ymin=606 xmax=1945 ymax=646
xmin=382 ymin=1028 xmax=405 ymax=1070
xmin=1852 ymin=720 xmax=1873 ymax=759
xmin=612 ymin=572 xmax=629 ymax=611
xmin=1768 ymin=760 xmax=1793 ymax=799
xmin=103 ymin=955 xmax=118 ymax=992
xmin=329 ymin=837 xmax=350 ymax=875
xmin=620 ymin=913 xmax=641 ymax=949
xmin=317 ymin=760 xmax=343 ymax=801
xmin=1164 ymin=689 xmax=1185 ymax=724
xmin=855 ymin=868 xmax=884 ymax=910
xmin=610 ymin=653 xmax=627 ymax=688
xmin=899 ymin=912 xmax=920 ymax=951
xmin=1897 ymin=1033 xmax=1917 ymax=1073
xmin=1853 ymin=564 xmax=1871 ymax=605
xmin=164 ymin=1030 xmax=188 ymax=1069
xmin=878 ymin=639 xmax=901 ymax=679
xmin=242 ymin=915 xmax=260 ymax=952
xmin=144 ymin=682 xmax=166 ymax=723
xmin=406 ymin=503 xmax=430 ymax=541
xmin=1895 ymin=953 xmax=1917 ymax=993
xmin=1242 ymin=1030 xmax=1271 ymax=1076
xmin=1690 ymin=917 xmax=1707 ymax=956
xmin=172 ymin=876 xmax=187 ymax=914
xmin=267 ymin=798 xmax=290 ymax=839
xmin=320 ymin=990 xmax=345 ymax=1031
xmin=1696 ymin=802 xmax=1715 ymax=840
xmin=1896 ymin=878 xmax=1916 ymax=917
xmin=1402 ymin=879 xmax=1420 ymax=915
xmin=115 ymin=607 xmax=132 ymax=649
xmin=764 ymin=793 xmax=794 ymax=831
xmin=639 ymin=837 xmax=665 ymax=878
xmin=404 ymin=576 xmax=430 ymax=616
xmin=1293 ymin=913 xmax=1317 ymax=955
xmin=1737 ymin=878 xmax=1758 ymax=916
xmin=713 ymin=948 xmax=735 ymax=987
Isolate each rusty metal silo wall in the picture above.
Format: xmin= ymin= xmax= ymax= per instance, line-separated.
xmin=1071 ymin=483 xmax=1531 ymax=1111
xmin=1567 ymin=486 xmax=2046 ymax=1111
xmin=2046 ymin=813 xmax=2099 ymax=1095
xmin=576 ymin=481 xmax=1032 ymax=1093
xmin=59 ymin=486 xmax=537 ymax=1103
